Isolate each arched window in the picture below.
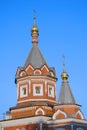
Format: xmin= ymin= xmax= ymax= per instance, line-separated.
xmin=76 ymin=128 xmax=84 ymax=130
xmin=56 ymin=128 xmax=65 ymax=130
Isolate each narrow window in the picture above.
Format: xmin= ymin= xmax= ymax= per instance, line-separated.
xmin=36 ymin=86 xmax=40 ymax=94
xmin=49 ymin=88 xmax=52 ymax=95
xmin=23 ymin=88 xmax=26 ymax=95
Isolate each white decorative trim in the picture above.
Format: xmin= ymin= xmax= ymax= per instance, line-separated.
xmin=17 ymin=80 xmax=30 ymax=99
xmin=1 ymin=117 xmax=87 ymax=128
xmin=29 ymin=80 xmax=31 ymax=93
xmin=50 ymin=72 xmax=54 ymax=77
xmin=20 ymin=71 xmax=26 ymax=77
xmin=18 ymin=80 xmax=30 ymax=85
xmin=20 ymin=85 xmax=28 ymax=98
xmin=31 ymin=78 xmax=56 ymax=83
xmin=18 ymin=99 xmax=56 ymax=103
xmin=54 ymin=104 xmax=80 ymax=109
xmin=33 ymin=84 xmax=43 ymax=96
xmin=45 ymin=81 xmax=47 ymax=93
xmin=0 ymin=116 xmax=50 ymax=127
xmin=75 ymin=110 xmax=84 ymax=119
xmin=34 ymin=69 xmax=41 ymax=75
xmin=46 ymin=118 xmax=87 ymax=124
xmin=53 ymin=110 xmax=67 ymax=119
xmin=41 ymin=65 xmax=49 ymax=72
xmin=48 ymin=85 xmax=54 ymax=97
xmin=35 ymin=108 xmax=45 ymax=115
xmin=17 ymin=75 xmax=56 ymax=83
xmin=42 ymin=106 xmax=52 ymax=110
xmin=25 ymin=65 xmax=34 ymax=71
xmin=11 ymin=107 xmax=37 ymax=112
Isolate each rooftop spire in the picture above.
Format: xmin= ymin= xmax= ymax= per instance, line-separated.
xmin=62 ymin=55 xmax=66 ymax=72
xmin=33 ymin=10 xmax=36 ymax=26
xmin=31 ymin=10 xmax=39 ymax=44
xmin=58 ymin=56 xmax=76 ymax=104
xmin=61 ymin=55 xmax=69 ymax=81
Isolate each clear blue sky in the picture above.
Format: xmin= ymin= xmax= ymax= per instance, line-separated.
xmin=0 ymin=0 xmax=87 ymax=119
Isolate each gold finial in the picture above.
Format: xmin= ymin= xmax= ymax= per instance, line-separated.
xmin=61 ymin=55 xmax=69 ymax=81
xmin=31 ymin=10 xmax=39 ymax=35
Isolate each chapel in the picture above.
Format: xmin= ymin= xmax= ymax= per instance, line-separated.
xmin=0 ymin=15 xmax=87 ymax=130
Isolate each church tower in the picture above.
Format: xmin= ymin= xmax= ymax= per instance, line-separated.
xmin=53 ymin=68 xmax=84 ymax=120
xmin=10 ymin=14 xmax=57 ymax=119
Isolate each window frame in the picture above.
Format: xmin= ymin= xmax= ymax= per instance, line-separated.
xmin=20 ymin=85 xmax=28 ymax=98
xmin=33 ymin=84 xmax=43 ymax=96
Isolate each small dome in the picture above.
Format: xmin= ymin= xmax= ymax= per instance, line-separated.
xmin=31 ymin=25 xmax=39 ymax=35
xmin=61 ymin=71 xmax=69 ymax=81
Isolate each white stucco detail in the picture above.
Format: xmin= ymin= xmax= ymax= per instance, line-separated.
xmin=35 ymin=108 xmax=45 ymax=115
xmin=0 ymin=116 xmax=50 ymax=127
xmin=11 ymin=107 xmax=37 ymax=113
xmin=17 ymin=80 xmax=30 ymax=99
xmin=41 ymin=65 xmax=49 ymax=72
xmin=20 ymin=71 xmax=26 ymax=77
xmin=18 ymin=99 xmax=56 ymax=103
xmin=75 ymin=110 xmax=84 ymax=119
xmin=18 ymin=79 xmax=30 ymax=85
xmin=25 ymin=65 xmax=34 ymax=72
xmin=45 ymin=81 xmax=47 ymax=93
xmin=42 ymin=106 xmax=52 ymax=110
xmin=53 ymin=110 xmax=67 ymax=119
xmin=1 ymin=117 xmax=87 ymax=128
xmin=48 ymin=85 xmax=54 ymax=97
xmin=29 ymin=80 xmax=31 ymax=93
xmin=34 ymin=69 xmax=41 ymax=75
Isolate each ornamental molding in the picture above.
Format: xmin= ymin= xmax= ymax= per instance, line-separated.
xmin=25 ymin=65 xmax=34 ymax=71
xmin=11 ymin=106 xmax=37 ymax=112
xmin=53 ymin=109 xmax=67 ymax=119
xmin=35 ymin=108 xmax=45 ymax=115
xmin=18 ymin=99 xmax=56 ymax=104
xmin=42 ymin=106 xmax=52 ymax=110
xmin=34 ymin=69 xmax=42 ymax=75
xmin=75 ymin=110 xmax=84 ymax=119
xmin=0 ymin=116 xmax=50 ymax=127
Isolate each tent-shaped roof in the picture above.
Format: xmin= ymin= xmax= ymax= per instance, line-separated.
xmin=24 ymin=44 xmax=47 ymax=69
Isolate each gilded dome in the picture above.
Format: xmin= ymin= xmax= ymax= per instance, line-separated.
xmin=61 ymin=71 xmax=69 ymax=81
xmin=31 ymin=25 xmax=39 ymax=35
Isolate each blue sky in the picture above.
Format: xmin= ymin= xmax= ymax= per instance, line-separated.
xmin=0 ymin=0 xmax=87 ymax=119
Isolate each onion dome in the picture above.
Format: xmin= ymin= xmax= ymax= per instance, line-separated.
xmin=61 ymin=71 xmax=69 ymax=81
xmin=31 ymin=21 xmax=39 ymax=35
